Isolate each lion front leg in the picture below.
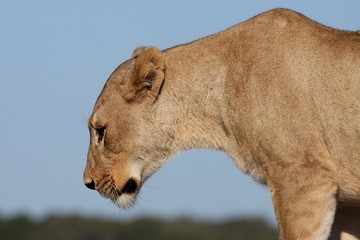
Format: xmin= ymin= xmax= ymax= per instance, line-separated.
xmin=266 ymin=162 xmax=338 ymax=240
xmin=329 ymin=207 xmax=360 ymax=240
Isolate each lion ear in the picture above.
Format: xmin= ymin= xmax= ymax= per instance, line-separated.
xmin=131 ymin=46 xmax=147 ymax=58
xmin=123 ymin=46 xmax=165 ymax=103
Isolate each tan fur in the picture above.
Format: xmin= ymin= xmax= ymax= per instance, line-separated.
xmin=84 ymin=9 xmax=360 ymax=239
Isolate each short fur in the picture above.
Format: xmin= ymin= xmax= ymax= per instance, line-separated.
xmin=84 ymin=9 xmax=360 ymax=240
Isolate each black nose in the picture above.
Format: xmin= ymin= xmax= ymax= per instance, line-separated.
xmin=85 ymin=178 xmax=96 ymax=190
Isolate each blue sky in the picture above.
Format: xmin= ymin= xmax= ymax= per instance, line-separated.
xmin=1 ymin=1 xmax=359 ymax=224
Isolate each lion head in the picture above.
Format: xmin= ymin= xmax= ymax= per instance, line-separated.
xmin=83 ymin=47 xmax=173 ymax=208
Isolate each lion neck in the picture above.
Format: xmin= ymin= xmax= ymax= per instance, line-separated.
xmin=158 ymin=43 xmax=231 ymax=153
xmin=149 ymin=41 xmax=265 ymax=182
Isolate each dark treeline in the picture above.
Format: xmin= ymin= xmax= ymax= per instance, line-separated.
xmin=0 ymin=215 xmax=278 ymax=240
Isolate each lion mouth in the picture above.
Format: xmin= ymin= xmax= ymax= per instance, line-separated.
xmin=113 ymin=178 xmax=141 ymax=209
xmin=121 ymin=178 xmax=138 ymax=195
xmin=97 ymin=177 xmax=140 ymax=209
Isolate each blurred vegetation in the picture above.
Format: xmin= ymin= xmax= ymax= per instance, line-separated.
xmin=0 ymin=214 xmax=278 ymax=240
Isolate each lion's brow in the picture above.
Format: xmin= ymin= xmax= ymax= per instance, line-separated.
xmin=88 ymin=116 xmax=95 ymax=129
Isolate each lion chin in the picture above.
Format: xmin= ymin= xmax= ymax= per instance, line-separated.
xmin=114 ymin=194 xmax=137 ymax=209
xmin=114 ymin=178 xmax=140 ymax=209
xmin=95 ymin=177 xmax=140 ymax=209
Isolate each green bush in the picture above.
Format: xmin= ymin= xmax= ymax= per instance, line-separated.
xmin=0 ymin=215 xmax=278 ymax=240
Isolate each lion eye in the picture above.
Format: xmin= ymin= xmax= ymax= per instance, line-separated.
xmin=95 ymin=127 xmax=106 ymax=143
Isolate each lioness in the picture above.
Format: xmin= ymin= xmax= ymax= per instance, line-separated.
xmin=84 ymin=8 xmax=360 ymax=240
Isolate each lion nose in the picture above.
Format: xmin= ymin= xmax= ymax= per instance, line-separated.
xmin=84 ymin=178 xmax=96 ymax=190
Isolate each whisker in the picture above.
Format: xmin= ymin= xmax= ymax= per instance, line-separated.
xmin=135 ymin=195 xmax=146 ymax=211
xmin=141 ymin=183 xmax=157 ymax=191
xmin=79 ymin=106 xmax=92 ymax=126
